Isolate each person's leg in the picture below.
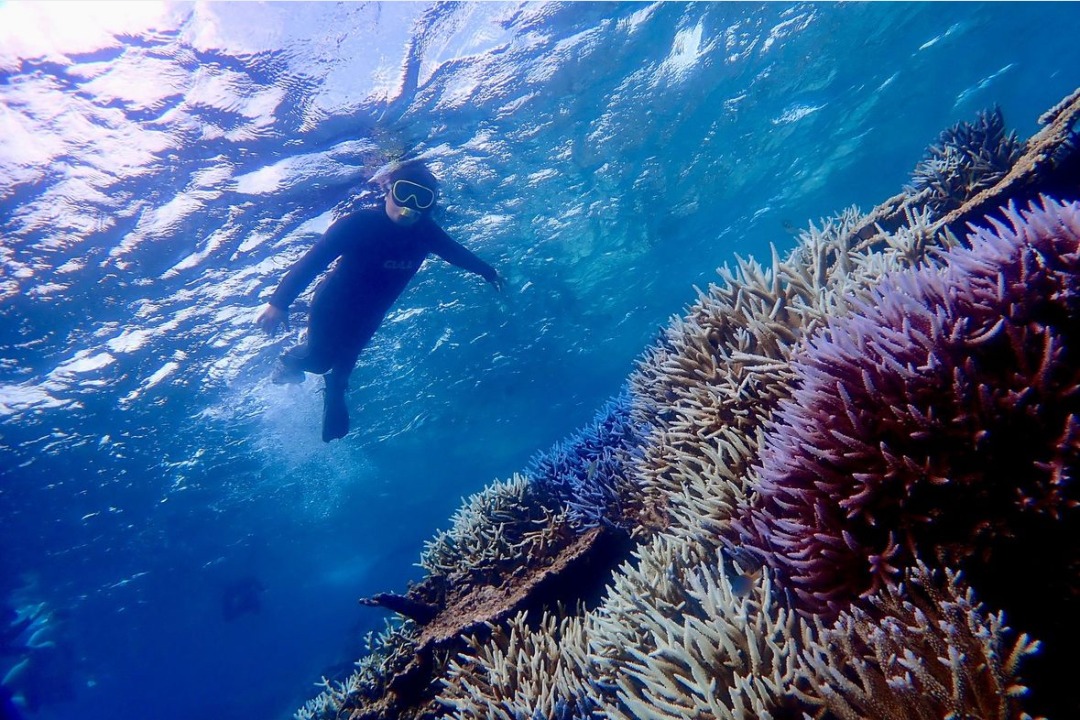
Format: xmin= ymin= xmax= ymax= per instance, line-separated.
xmin=319 ymin=323 xmax=378 ymax=442
xmin=272 ymin=307 xmax=337 ymax=383
xmin=272 ymin=344 xmax=314 ymax=384
xmin=274 ymin=342 xmax=332 ymax=379
xmin=321 ymin=359 xmax=353 ymax=442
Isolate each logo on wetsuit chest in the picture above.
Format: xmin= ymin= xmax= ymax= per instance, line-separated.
xmin=383 ymin=260 xmax=418 ymax=271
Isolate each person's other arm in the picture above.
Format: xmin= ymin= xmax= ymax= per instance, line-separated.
xmin=256 ymin=218 xmax=353 ymax=332
xmin=429 ymin=228 xmax=504 ymax=292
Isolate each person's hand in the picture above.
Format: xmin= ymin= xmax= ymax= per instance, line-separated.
xmin=487 ymin=271 xmax=506 ymax=293
xmin=256 ymin=304 xmax=287 ymax=334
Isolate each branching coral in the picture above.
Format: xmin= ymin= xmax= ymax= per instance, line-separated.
xmin=908 ymin=106 xmax=1024 ymax=215
xmin=438 ymin=609 xmax=597 ymax=720
xmin=420 ymin=474 xmax=570 ymax=586
xmin=628 ymin=242 xmax=810 ymax=543
xmin=295 ymin=619 xmax=420 ymax=720
xmin=629 ymin=205 xmax=956 ymax=546
xmin=737 ymin=196 xmax=1080 ymax=617
xmin=1037 ymin=87 xmax=1080 ymax=167
xmin=794 ymin=563 xmax=1041 ymax=720
xmin=590 ymin=533 xmax=799 ymax=720
xmin=528 ymin=389 xmax=646 ymax=531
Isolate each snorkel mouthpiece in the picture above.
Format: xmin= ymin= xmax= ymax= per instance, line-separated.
xmin=399 ymin=206 xmax=418 ymax=218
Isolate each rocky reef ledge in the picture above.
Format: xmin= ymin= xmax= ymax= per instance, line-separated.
xmin=297 ymin=88 xmax=1080 ymax=720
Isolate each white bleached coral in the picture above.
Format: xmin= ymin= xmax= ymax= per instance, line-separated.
xmin=419 ymin=473 xmax=569 ymax=584
xmin=793 ymin=563 xmax=1041 ymax=720
xmin=294 ymin=619 xmax=419 ymax=720
xmin=438 ymin=609 xmax=595 ymax=720
xmin=591 ymin=533 xmax=799 ymax=720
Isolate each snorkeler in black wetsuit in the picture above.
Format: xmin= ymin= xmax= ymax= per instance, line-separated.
xmin=256 ymin=161 xmax=503 ymax=442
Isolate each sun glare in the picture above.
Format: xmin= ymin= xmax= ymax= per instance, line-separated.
xmin=0 ymin=1 xmax=174 ymax=68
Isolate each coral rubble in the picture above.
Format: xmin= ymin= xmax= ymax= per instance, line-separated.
xmin=297 ymin=88 xmax=1080 ymax=720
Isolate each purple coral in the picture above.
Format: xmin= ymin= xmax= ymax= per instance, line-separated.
xmin=736 ymin=196 xmax=1080 ymax=619
xmin=529 ymin=389 xmax=646 ymax=530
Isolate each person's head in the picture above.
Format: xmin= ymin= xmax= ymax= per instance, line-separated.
xmin=383 ymin=160 xmax=439 ymax=226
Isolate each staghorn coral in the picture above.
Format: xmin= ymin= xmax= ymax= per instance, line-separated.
xmin=437 ymin=608 xmax=597 ymax=720
xmin=854 ymin=90 xmax=1080 ymax=256
xmin=351 ymin=477 xmax=629 ymax=719
xmin=737 ymin=196 xmax=1080 ymax=617
xmin=794 ymin=563 xmax=1040 ymax=720
xmin=628 ymin=205 xmax=956 ymax=547
xmin=907 ymin=106 xmax=1024 ymax=215
xmin=1037 ymin=88 xmax=1079 ymax=168
xmin=295 ymin=676 xmax=360 ymax=720
xmin=627 ymin=220 xmax=836 ymax=544
xmin=419 ymin=473 xmax=571 ymax=586
xmin=529 ymin=388 xmax=646 ymax=531
xmin=359 ymin=522 xmax=623 ymax=720
xmin=296 ymin=619 xmax=420 ymax=720
xmin=590 ymin=533 xmax=800 ymax=720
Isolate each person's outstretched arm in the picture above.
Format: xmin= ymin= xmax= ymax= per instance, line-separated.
xmin=257 ymin=218 xmax=352 ymax=333
xmin=429 ymin=229 xmax=504 ymax=292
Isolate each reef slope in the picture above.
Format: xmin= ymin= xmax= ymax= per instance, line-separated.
xmin=296 ymin=88 xmax=1080 ymax=720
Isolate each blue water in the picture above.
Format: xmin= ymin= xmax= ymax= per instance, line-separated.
xmin=1 ymin=2 xmax=1077 ymax=718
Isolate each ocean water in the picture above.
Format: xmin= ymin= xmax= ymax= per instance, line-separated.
xmin=1 ymin=2 xmax=1078 ymax=718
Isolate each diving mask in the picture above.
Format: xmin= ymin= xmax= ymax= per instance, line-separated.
xmin=391 ymin=179 xmax=436 ymax=212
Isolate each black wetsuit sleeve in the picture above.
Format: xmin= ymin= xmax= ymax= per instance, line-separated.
xmin=267 ymin=218 xmax=354 ymax=310
xmin=429 ymin=228 xmax=497 ymax=282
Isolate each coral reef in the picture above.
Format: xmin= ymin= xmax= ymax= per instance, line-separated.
xmin=418 ymin=474 xmax=569 ymax=587
xmin=360 ymin=522 xmax=618 ymax=719
xmin=295 ymin=621 xmax=420 ymax=720
xmin=590 ymin=534 xmax=798 ymax=720
xmin=907 ymin=106 xmax=1023 ymax=215
xmin=439 ymin=533 xmax=800 ymax=720
xmin=296 ymin=89 xmax=1080 ymax=720
xmin=528 ymin=390 xmax=646 ymax=531
xmin=852 ymin=86 xmax=1080 ymax=254
xmin=737 ymin=196 xmax=1080 ymax=617
xmin=438 ymin=609 xmax=596 ymax=720
xmin=794 ymin=563 xmax=1040 ymax=720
